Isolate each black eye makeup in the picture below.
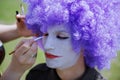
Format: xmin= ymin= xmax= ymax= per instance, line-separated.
xmin=43 ymin=33 xmax=48 ymax=36
xmin=56 ymin=32 xmax=69 ymax=39
xmin=43 ymin=31 xmax=69 ymax=40
xmin=57 ymin=35 xmax=69 ymax=39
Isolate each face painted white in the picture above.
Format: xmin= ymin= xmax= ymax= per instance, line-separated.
xmin=42 ymin=25 xmax=80 ymax=70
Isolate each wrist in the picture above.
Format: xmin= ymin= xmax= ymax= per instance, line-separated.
xmin=1 ymin=67 xmax=24 ymax=80
xmin=8 ymin=64 xmax=25 ymax=75
xmin=0 ymin=24 xmax=21 ymax=43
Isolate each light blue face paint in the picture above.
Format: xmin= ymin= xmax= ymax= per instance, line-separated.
xmin=42 ymin=25 xmax=80 ymax=70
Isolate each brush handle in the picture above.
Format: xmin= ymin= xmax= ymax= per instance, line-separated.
xmin=34 ymin=36 xmax=43 ymax=41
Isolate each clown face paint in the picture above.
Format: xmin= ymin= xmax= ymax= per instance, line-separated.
xmin=42 ymin=25 xmax=81 ymax=70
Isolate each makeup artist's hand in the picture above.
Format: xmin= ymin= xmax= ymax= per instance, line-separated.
xmin=11 ymin=39 xmax=37 ymax=71
xmin=16 ymin=15 xmax=34 ymax=37
xmin=1 ymin=39 xmax=38 ymax=80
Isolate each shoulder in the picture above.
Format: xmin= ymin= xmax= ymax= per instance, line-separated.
xmin=89 ymin=68 xmax=106 ymax=80
xmin=95 ymin=71 xmax=106 ymax=80
xmin=26 ymin=63 xmax=51 ymax=80
xmin=81 ymin=67 xmax=106 ymax=80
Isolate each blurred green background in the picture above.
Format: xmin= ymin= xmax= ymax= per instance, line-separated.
xmin=0 ymin=0 xmax=120 ymax=80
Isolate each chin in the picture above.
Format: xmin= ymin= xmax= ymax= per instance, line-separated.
xmin=46 ymin=63 xmax=58 ymax=69
xmin=46 ymin=61 xmax=64 ymax=69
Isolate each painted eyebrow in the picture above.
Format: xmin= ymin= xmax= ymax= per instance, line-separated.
xmin=55 ymin=30 xmax=68 ymax=33
xmin=55 ymin=30 xmax=69 ymax=36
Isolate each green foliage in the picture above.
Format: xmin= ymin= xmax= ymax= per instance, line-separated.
xmin=102 ymin=52 xmax=120 ymax=80
xmin=0 ymin=0 xmax=26 ymax=24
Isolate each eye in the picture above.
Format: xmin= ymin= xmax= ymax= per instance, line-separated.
xmin=43 ymin=33 xmax=48 ymax=36
xmin=56 ymin=34 xmax=69 ymax=39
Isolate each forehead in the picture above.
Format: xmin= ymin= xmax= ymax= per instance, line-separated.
xmin=47 ymin=25 xmax=69 ymax=33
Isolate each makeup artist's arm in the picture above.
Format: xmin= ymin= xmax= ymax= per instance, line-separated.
xmin=0 ymin=16 xmax=34 ymax=43
xmin=0 ymin=24 xmax=21 ymax=43
xmin=0 ymin=39 xmax=38 ymax=80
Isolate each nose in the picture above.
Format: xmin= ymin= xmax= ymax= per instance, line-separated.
xmin=44 ymin=36 xmax=54 ymax=51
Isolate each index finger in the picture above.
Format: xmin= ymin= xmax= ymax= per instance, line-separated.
xmin=14 ymin=39 xmax=35 ymax=56
xmin=15 ymin=39 xmax=35 ymax=50
xmin=15 ymin=39 xmax=27 ymax=50
xmin=16 ymin=13 xmax=25 ymax=22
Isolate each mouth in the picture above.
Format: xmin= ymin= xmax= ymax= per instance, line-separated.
xmin=45 ymin=53 xmax=61 ymax=59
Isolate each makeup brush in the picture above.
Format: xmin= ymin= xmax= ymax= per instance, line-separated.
xmin=20 ymin=3 xmax=25 ymax=15
xmin=9 ymin=36 xmax=43 ymax=55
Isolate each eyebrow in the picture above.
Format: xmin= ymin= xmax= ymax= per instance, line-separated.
xmin=56 ymin=30 xmax=68 ymax=33
xmin=55 ymin=30 xmax=70 ymax=36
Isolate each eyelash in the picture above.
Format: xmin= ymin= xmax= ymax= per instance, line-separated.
xmin=57 ymin=36 xmax=69 ymax=39
xmin=43 ymin=33 xmax=48 ymax=36
xmin=43 ymin=33 xmax=69 ymax=39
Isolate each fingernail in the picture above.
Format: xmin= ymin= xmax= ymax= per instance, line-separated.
xmin=16 ymin=11 xmax=19 ymax=15
xmin=16 ymin=11 xmax=20 ymax=22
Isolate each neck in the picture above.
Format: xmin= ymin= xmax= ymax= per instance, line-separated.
xmin=56 ymin=52 xmax=85 ymax=80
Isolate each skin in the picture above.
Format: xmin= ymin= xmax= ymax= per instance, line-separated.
xmin=0 ymin=15 xmax=38 ymax=80
xmin=0 ymin=15 xmax=34 ymax=43
xmin=16 ymin=15 xmax=34 ymax=37
xmin=57 ymin=52 xmax=85 ymax=80
xmin=0 ymin=39 xmax=38 ymax=80
xmin=43 ymin=25 xmax=86 ymax=80
xmin=0 ymin=24 xmax=21 ymax=43
xmin=43 ymin=25 xmax=80 ymax=69
xmin=0 ymin=23 xmax=85 ymax=80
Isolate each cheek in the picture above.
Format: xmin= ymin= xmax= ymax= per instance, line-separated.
xmin=55 ymin=43 xmax=73 ymax=56
xmin=56 ymin=41 xmax=77 ymax=58
xmin=54 ymin=38 xmax=71 ymax=49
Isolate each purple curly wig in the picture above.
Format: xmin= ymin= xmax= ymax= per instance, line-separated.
xmin=24 ymin=0 xmax=120 ymax=70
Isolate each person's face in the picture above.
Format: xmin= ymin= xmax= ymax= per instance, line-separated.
xmin=42 ymin=25 xmax=80 ymax=69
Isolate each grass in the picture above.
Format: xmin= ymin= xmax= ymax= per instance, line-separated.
xmin=0 ymin=0 xmax=120 ymax=80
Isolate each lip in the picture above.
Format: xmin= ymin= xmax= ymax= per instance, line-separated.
xmin=45 ymin=53 xmax=61 ymax=59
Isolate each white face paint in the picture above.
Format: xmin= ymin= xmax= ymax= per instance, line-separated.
xmin=42 ymin=25 xmax=80 ymax=70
